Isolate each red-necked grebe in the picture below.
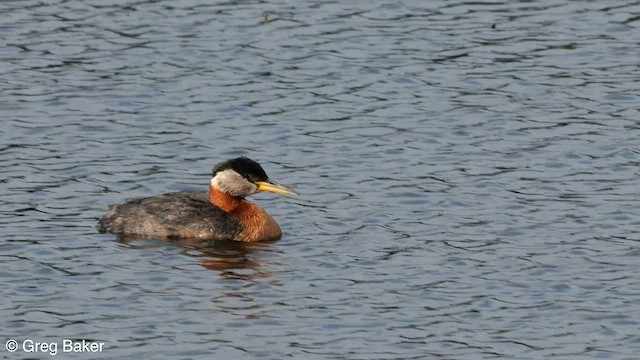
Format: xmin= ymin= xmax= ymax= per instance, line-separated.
xmin=97 ymin=157 xmax=298 ymax=242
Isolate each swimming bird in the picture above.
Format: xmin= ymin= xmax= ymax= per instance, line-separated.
xmin=97 ymin=157 xmax=298 ymax=242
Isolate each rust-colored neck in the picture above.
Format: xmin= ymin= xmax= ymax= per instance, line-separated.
xmin=209 ymin=185 xmax=242 ymax=213
xmin=209 ymin=184 xmax=282 ymax=242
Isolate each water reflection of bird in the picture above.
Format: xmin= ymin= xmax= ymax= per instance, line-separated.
xmin=98 ymin=157 xmax=298 ymax=242
xmin=117 ymin=236 xmax=273 ymax=277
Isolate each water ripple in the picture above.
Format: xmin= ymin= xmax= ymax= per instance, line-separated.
xmin=2 ymin=0 xmax=640 ymax=358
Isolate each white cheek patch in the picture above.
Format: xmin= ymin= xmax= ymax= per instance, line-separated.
xmin=211 ymin=169 xmax=258 ymax=197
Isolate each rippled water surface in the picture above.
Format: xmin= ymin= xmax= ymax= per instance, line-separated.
xmin=2 ymin=0 xmax=640 ymax=359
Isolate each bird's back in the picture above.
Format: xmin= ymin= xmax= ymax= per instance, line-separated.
xmin=97 ymin=191 xmax=242 ymax=240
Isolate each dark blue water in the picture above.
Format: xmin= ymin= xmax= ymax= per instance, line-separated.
xmin=2 ymin=0 xmax=639 ymax=359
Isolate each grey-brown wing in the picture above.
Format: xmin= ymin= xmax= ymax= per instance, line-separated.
xmin=97 ymin=191 xmax=241 ymax=240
